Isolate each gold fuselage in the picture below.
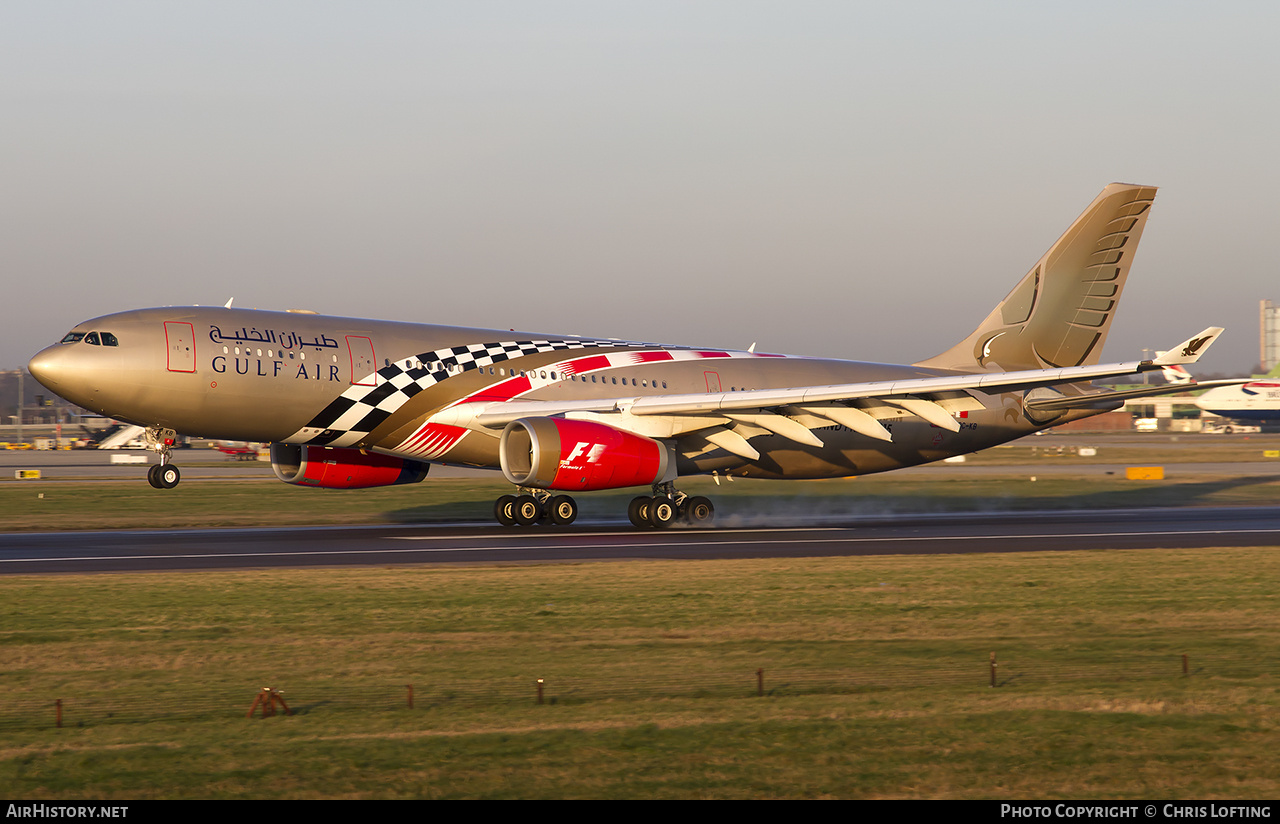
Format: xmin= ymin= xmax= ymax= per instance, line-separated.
xmin=29 ymin=305 xmax=1071 ymax=480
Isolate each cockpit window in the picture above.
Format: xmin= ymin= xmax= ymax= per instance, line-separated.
xmin=61 ymin=332 xmax=85 ymax=344
xmin=84 ymin=332 xmax=101 ymax=345
xmin=101 ymin=332 xmax=119 ymax=346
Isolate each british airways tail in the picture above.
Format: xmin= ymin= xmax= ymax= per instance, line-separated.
xmin=917 ymin=183 xmax=1158 ymax=373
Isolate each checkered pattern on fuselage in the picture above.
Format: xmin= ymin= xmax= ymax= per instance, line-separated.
xmin=293 ymin=337 xmax=655 ymax=446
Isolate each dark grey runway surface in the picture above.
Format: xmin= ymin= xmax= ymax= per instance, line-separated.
xmin=3 ymin=506 xmax=1279 ymax=574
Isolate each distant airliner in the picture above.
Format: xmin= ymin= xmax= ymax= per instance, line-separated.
xmin=1195 ymin=367 xmax=1280 ymax=422
xmin=28 ymin=183 xmax=1238 ymax=528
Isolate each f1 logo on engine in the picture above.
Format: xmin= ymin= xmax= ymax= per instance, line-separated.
xmin=564 ymin=442 xmax=607 ymax=464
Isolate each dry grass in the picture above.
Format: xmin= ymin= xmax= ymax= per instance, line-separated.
xmin=0 ymin=548 xmax=1277 ymax=798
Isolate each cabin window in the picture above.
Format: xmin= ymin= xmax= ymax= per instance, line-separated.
xmin=101 ymin=332 xmax=119 ymax=346
xmin=60 ymin=332 xmax=85 ymax=344
xmin=84 ymin=332 xmax=101 ymax=345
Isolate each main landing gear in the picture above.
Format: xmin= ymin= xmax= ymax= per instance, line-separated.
xmin=491 ymin=483 xmax=715 ymax=529
xmin=494 ymin=491 xmax=579 ymax=526
xmin=144 ymin=426 xmax=181 ymax=490
xmin=627 ymin=483 xmax=714 ymax=529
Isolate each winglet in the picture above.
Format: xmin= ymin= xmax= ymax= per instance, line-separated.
xmin=1153 ymin=327 xmax=1224 ymax=365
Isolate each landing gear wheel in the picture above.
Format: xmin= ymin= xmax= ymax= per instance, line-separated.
xmin=147 ymin=464 xmax=163 ymax=489
xmin=649 ymin=497 xmax=679 ymax=529
xmin=628 ymin=496 xmax=653 ymax=528
xmin=495 ymin=495 xmax=517 ymax=526
xmin=157 ymin=464 xmax=181 ymax=489
xmin=683 ymin=496 xmax=714 ymax=526
xmin=548 ymin=495 xmax=578 ymax=526
xmin=514 ymin=495 xmax=543 ymax=526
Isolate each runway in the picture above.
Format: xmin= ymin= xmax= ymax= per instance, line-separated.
xmin=3 ymin=505 xmax=1279 ymax=574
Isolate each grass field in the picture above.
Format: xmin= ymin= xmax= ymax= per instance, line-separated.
xmin=5 ymin=468 xmax=1280 ymax=532
xmin=1 ymin=547 xmax=1277 ymax=799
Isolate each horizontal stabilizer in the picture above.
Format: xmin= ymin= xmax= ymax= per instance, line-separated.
xmin=1153 ymin=328 xmax=1224 ymax=365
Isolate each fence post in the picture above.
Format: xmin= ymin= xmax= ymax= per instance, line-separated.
xmin=55 ymin=698 xmax=62 ymax=729
xmin=989 ymin=652 xmax=997 ymax=687
xmin=1182 ymin=654 xmax=1189 ymax=676
xmin=536 ymin=679 xmax=544 ymax=705
xmin=757 ymin=668 xmax=764 ymax=696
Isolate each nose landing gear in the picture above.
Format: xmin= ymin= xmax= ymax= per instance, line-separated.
xmin=144 ymin=427 xmax=181 ymax=489
xmin=147 ymin=463 xmax=181 ymax=490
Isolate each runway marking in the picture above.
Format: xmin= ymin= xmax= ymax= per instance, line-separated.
xmin=385 ymin=527 xmax=844 ymax=540
xmin=5 ymin=527 xmax=1280 ymax=565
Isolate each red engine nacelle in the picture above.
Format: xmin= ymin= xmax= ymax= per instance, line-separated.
xmin=270 ymin=443 xmax=429 ymax=489
xmin=500 ymin=417 xmax=671 ymax=491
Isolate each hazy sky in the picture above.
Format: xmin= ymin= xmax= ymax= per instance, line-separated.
xmin=3 ymin=1 xmax=1277 ymax=375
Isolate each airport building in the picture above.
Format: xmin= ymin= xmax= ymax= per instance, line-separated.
xmin=1261 ymin=300 xmax=1280 ymax=373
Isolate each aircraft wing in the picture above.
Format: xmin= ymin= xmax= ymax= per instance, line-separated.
xmin=1023 ymin=379 xmax=1249 ymax=413
xmin=429 ymin=328 xmax=1225 ymax=452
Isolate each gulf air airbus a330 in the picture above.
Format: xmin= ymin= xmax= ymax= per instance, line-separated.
xmin=28 ymin=183 xmax=1238 ymax=529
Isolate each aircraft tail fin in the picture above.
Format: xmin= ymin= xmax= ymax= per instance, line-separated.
xmin=916 ymin=183 xmax=1158 ymax=372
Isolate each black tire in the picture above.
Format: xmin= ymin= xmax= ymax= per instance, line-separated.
xmin=628 ymin=496 xmax=653 ymax=528
xmin=514 ymin=495 xmax=543 ymax=526
xmin=684 ymin=496 xmax=714 ymax=525
xmin=157 ymin=465 xmax=181 ymax=489
xmin=549 ymin=495 xmax=578 ymax=525
xmin=649 ymin=497 xmax=679 ymax=528
xmin=147 ymin=464 xmax=163 ymax=489
xmin=495 ymin=494 xmax=517 ymax=526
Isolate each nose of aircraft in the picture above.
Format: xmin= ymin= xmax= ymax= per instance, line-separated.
xmin=27 ymin=344 xmax=67 ymax=392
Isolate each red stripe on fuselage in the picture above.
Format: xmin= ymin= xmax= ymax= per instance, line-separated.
xmin=561 ymin=354 xmax=612 ymax=376
xmin=632 ymin=351 xmax=674 ymax=364
xmin=467 ymin=375 xmax=533 ymax=403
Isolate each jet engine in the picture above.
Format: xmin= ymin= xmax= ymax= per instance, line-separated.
xmin=500 ymin=417 xmax=672 ymax=491
xmin=270 ymin=443 xmax=429 ymax=489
